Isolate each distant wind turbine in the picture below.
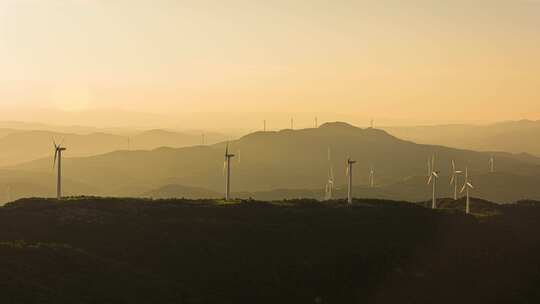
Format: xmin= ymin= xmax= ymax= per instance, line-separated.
xmin=263 ymin=120 xmax=267 ymax=132
xmin=427 ymin=155 xmax=439 ymax=209
xmin=5 ymin=185 xmax=11 ymax=202
xmin=370 ymin=118 xmax=374 ymax=129
xmin=369 ymin=165 xmax=375 ymax=188
xmin=450 ymin=160 xmax=463 ymax=200
xmin=224 ymin=143 xmax=235 ymax=201
xmin=325 ymin=166 xmax=335 ymax=201
xmin=460 ymin=167 xmax=474 ymax=214
xmin=325 ymin=148 xmax=334 ymax=200
xmin=315 ymin=117 xmax=318 ymax=128
xmin=346 ymin=158 xmax=357 ymax=204
xmin=53 ymin=140 xmax=67 ymax=199
xmin=489 ymin=156 xmax=495 ymax=173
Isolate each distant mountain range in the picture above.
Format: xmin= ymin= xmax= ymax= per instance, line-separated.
xmin=6 ymin=121 xmax=540 ymax=204
xmin=384 ymin=119 xmax=540 ymax=157
xmin=0 ymin=127 xmax=228 ymax=166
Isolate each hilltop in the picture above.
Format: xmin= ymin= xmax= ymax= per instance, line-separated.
xmin=0 ymin=197 xmax=539 ymax=303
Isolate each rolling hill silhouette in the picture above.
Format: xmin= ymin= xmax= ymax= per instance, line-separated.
xmin=0 ymin=128 xmax=227 ymax=166
xmin=9 ymin=122 xmax=540 ymax=202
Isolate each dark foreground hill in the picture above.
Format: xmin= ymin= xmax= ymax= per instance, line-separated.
xmin=1 ymin=197 xmax=540 ymax=303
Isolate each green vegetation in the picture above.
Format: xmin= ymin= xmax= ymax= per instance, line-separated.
xmin=1 ymin=196 xmax=540 ymax=303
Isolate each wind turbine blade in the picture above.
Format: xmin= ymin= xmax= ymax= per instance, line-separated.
xmin=467 ymin=182 xmax=474 ymax=189
xmin=452 ymin=160 xmax=455 ymax=172
xmin=53 ymin=149 xmax=58 ymax=169
xmin=460 ymin=184 xmax=467 ymax=193
xmin=450 ymin=174 xmax=455 ymax=185
xmin=427 ymin=175 xmax=433 ymax=185
xmin=433 ymin=172 xmax=439 ymax=178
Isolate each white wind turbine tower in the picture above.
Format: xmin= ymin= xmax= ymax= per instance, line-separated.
xmin=450 ymin=160 xmax=463 ymax=200
xmin=325 ymin=148 xmax=335 ymax=200
xmin=460 ymin=167 xmax=474 ymax=214
xmin=427 ymin=155 xmax=439 ymax=209
xmin=369 ymin=165 xmax=375 ymax=188
xmin=325 ymin=166 xmax=335 ymax=200
xmin=223 ymin=143 xmax=235 ymax=201
xmin=53 ymin=140 xmax=67 ymax=199
xmin=489 ymin=156 xmax=495 ymax=173
xmin=346 ymin=158 xmax=357 ymax=204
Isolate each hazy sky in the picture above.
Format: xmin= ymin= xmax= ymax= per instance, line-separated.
xmin=1 ymin=0 xmax=540 ymax=126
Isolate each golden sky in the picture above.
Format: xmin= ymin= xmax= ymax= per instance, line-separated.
xmin=1 ymin=0 xmax=540 ymax=125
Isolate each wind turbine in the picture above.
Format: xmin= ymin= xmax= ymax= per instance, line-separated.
xmin=263 ymin=120 xmax=267 ymax=132
xmin=427 ymin=155 xmax=439 ymax=209
xmin=450 ymin=160 xmax=463 ymax=200
xmin=325 ymin=166 xmax=335 ymax=200
xmin=325 ymin=148 xmax=334 ymax=200
xmin=315 ymin=117 xmax=318 ymax=128
xmin=5 ymin=185 xmax=11 ymax=202
xmin=53 ymin=140 xmax=67 ymax=200
xmin=489 ymin=156 xmax=495 ymax=173
xmin=346 ymin=158 xmax=357 ymax=204
xmin=369 ymin=165 xmax=375 ymax=188
xmin=224 ymin=143 xmax=235 ymax=201
xmin=460 ymin=167 xmax=474 ymax=214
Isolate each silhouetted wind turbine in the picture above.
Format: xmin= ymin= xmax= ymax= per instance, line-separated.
xmin=346 ymin=158 xmax=357 ymax=204
xmin=461 ymin=167 xmax=474 ymax=214
xmin=450 ymin=160 xmax=463 ymax=200
xmin=224 ymin=143 xmax=235 ymax=201
xmin=427 ymin=155 xmax=439 ymax=209
xmin=53 ymin=140 xmax=67 ymax=199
